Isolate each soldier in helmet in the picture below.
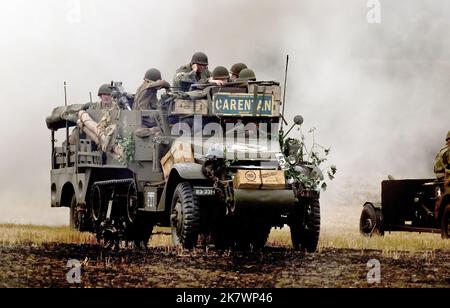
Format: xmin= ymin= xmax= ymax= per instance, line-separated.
xmin=173 ymin=52 xmax=224 ymax=91
xmin=211 ymin=66 xmax=230 ymax=83
xmin=69 ymin=83 xmax=116 ymax=145
xmin=134 ymin=68 xmax=170 ymax=111
xmin=434 ymin=131 xmax=450 ymax=180
xmin=189 ymin=66 xmax=230 ymax=91
xmin=92 ymin=83 xmax=115 ymax=110
xmin=230 ymin=63 xmax=248 ymax=81
xmin=237 ymin=68 xmax=257 ymax=82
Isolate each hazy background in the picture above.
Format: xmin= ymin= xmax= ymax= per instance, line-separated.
xmin=0 ymin=0 xmax=449 ymax=225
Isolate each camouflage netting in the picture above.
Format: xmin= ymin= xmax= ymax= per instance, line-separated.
xmin=46 ymin=103 xmax=90 ymax=130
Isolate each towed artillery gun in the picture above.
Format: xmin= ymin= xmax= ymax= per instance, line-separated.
xmin=360 ymin=172 xmax=450 ymax=238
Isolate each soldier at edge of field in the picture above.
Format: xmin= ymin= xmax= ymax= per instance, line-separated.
xmin=434 ymin=130 xmax=450 ymax=180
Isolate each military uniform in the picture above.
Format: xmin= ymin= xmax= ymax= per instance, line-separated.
xmin=173 ymin=52 xmax=211 ymax=92
xmin=434 ymin=131 xmax=450 ymax=180
xmin=69 ymin=102 xmax=118 ymax=145
xmin=133 ymin=79 xmax=170 ymax=110
xmin=434 ymin=145 xmax=449 ymax=180
xmin=173 ymin=64 xmax=211 ymax=92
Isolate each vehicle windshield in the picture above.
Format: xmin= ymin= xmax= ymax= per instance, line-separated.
xmin=170 ymin=116 xmax=282 ymax=161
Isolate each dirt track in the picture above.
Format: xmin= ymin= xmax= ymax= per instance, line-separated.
xmin=0 ymin=244 xmax=449 ymax=288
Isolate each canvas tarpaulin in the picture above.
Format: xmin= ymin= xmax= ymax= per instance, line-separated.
xmin=45 ymin=103 xmax=91 ymax=130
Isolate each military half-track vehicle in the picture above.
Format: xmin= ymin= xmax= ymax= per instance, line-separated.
xmin=46 ymin=80 xmax=324 ymax=251
xmin=360 ymin=173 xmax=450 ymax=239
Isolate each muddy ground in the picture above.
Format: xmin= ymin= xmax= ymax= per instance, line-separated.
xmin=0 ymin=244 xmax=448 ymax=288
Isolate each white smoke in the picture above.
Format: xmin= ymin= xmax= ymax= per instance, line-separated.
xmin=0 ymin=0 xmax=449 ymax=225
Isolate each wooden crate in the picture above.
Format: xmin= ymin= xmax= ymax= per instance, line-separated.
xmin=233 ymin=169 xmax=286 ymax=190
xmin=260 ymin=170 xmax=286 ymax=190
xmin=160 ymin=141 xmax=195 ymax=179
xmin=160 ymin=151 xmax=174 ymax=179
xmin=170 ymin=141 xmax=194 ymax=163
xmin=172 ymin=99 xmax=208 ymax=115
xmin=233 ymin=170 xmax=262 ymax=189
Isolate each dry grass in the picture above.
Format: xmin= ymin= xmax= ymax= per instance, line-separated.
xmin=270 ymin=228 xmax=450 ymax=256
xmin=1 ymin=205 xmax=449 ymax=254
xmin=270 ymin=205 xmax=450 ymax=254
xmin=0 ymin=224 xmax=95 ymax=246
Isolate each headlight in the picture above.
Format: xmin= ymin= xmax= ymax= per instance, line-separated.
xmin=311 ymin=166 xmax=324 ymax=181
xmin=287 ymin=155 xmax=298 ymax=165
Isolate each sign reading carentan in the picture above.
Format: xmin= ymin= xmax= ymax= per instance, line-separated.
xmin=213 ymin=93 xmax=276 ymax=116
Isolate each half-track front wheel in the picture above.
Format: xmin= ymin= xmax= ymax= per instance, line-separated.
xmin=170 ymin=182 xmax=201 ymax=249
xmin=289 ymin=198 xmax=321 ymax=252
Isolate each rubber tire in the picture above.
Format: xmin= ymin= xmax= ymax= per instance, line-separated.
xmin=170 ymin=182 xmax=201 ymax=249
xmin=441 ymin=203 xmax=450 ymax=239
xmin=360 ymin=204 xmax=384 ymax=236
xmin=290 ymin=199 xmax=321 ymax=252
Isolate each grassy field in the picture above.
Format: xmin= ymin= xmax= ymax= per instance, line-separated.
xmin=0 ymin=204 xmax=448 ymax=253
xmin=270 ymin=205 xmax=450 ymax=255
xmin=0 ymin=224 xmax=96 ymax=246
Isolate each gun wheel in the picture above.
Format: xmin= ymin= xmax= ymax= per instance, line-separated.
xmin=360 ymin=203 xmax=384 ymax=236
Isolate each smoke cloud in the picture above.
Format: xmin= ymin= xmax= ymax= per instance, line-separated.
xmin=0 ymin=0 xmax=449 ymax=225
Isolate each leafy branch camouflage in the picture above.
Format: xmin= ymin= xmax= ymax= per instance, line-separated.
xmin=283 ymin=127 xmax=337 ymax=191
xmin=117 ymin=135 xmax=134 ymax=164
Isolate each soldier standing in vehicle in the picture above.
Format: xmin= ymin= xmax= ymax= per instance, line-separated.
xmin=434 ymin=131 xmax=450 ymax=180
xmin=229 ymin=63 xmax=248 ymax=81
xmin=134 ymin=68 xmax=170 ymax=111
xmin=173 ymin=52 xmax=225 ymax=91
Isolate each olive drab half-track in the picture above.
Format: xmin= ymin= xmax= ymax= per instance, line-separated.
xmin=46 ymin=80 xmax=324 ymax=251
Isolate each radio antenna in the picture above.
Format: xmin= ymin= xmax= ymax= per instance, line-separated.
xmin=280 ymin=55 xmax=289 ymax=133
